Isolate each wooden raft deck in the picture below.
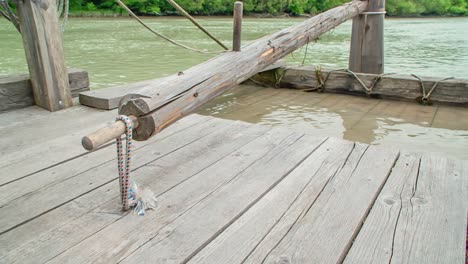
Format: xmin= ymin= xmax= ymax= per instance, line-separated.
xmin=0 ymin=105 xmax=467 ymax=263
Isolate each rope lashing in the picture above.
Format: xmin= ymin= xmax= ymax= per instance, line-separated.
xmin=411 ymin=74 xmax=454 ymax=105
xmin=115 ymin=115 xmax=133 ymax=211
xmin=346 ymin=70 xmax=392 ymax=95
xmin=304 ymin=67 xmax=392 ymax=95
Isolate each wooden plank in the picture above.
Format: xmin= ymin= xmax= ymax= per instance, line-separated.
xmin=0 ymin=116 xmax=236 ymax=235
xmin=78 ymin=61 xmax=285 ymax=111
xmin=256 ymin=66 xmax=468 ymax=106
xmin=3 ymin=125 xmax=287 ymax=263
xmin=188 ymin=138 xmax=355 ymax=264
xmin=0 ymin=68 xmax=90 ymax=112
xmin=349 ymin=0 xmax=386 ymax=74
xmin=0 ymin=110 xmax=120 ymax=183
xmin=249 ymin=145 xmax=399 ymax=263
xmin=0 ymin=114 xmax=212 ymax=207
xmin=16 ymin=0 xmax=73 ymax=111
xmin=346 ymin=155 xmax=468 ymax=263
xmin=62 ymin=133 xmax=326 ymax=264
xmin=343 ymin=152 xmax=420 ymax=263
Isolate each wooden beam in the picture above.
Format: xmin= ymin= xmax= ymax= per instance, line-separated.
xmin=0 ymin=69 xmax=90 ymax=112
xmin=252 ymin=66 xmax=468 ymax=106
xmin=232 ymin=1 xmax=243 ymax=51
xmin=349 ymin=0 xmax=386 ymax=74
xmin=118 ymin=0 xmax=368 ymax=141
xmin=16 ymin=0 xmax=73 ymax=111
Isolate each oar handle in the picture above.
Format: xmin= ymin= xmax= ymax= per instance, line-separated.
xmin=82 ymin=115 xmax=139 ymax=151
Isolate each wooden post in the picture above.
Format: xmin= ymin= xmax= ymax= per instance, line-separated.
xmin=16 ymin=0 xmax=73 ymax=112
xmin=233 ymin=1 xmax=243 ymax=51
xmin=349 ymin=0 xmax=385 ymax=74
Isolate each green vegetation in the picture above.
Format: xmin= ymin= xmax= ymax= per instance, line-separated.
xmin=70 ymin=0 xmax=467 ymax=16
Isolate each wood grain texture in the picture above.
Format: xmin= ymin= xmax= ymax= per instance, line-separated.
xmin=16 ymin=0 xmax=73 ymax=111
xmin=349 ymin=0 xmax=385 ymax=74
xmin=258 ymin=145 xmax=399 ymax=264
xmin=0 ymin=115 xmax=224 ymax=235
xmin=255 ymin=66 xmax=468 ymax=106
xmin=119 ymin=134 xmax=326 ymax=264
xmin=346 ymin=154 xmax=468 ymax=263
xmin=343 ymin=152 xmax=421 ymax=263
xmin=188 ymin=138 xmax=354 ymax=264
xmin=0 ymin=68 xmax=89 ymax=112
xmin=0 ymin=116 xmax=237 ymax=263
xmin=45 ymin=127 xmax=298 ymax=264
xmin=116 ymin=0 xmax=367 ymax=141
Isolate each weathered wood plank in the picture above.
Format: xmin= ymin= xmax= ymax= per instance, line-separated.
xmin=16 ymin=0 xmax=73 ymax=111
xmin=256 ymin=66 xmax=468 ymax=106
xmin=12 ymin=126 xmax=290 ymax=263
xmin=346 ymin=155 xmax=468 ymax=263
xmin=101 ymin=134 xmax=325 ymax=264
xmin=343 ymin=152 xmax=421 ymax=263
xmin=0 ymin=114 xmax=212 ymax=207
xmin=188 ymin=138 xmax=355 ymax=264
xmin=0 ymin=116 xmax=234 ymax=235
xmin=242 ymin=143 xmax=368 ymax=263
xmin=254 ymin=145 xmax=399 ymax=263
xmin=349 ymin=0 xmax=386 ymax=74
xmin=0 ymin=68 xmax=90 ymax=112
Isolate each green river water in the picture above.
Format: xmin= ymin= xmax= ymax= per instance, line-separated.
xmin=1 ymin=17 xmax=467 ymax=87
xmin=1 ymin=17 xmax=467 ymax=159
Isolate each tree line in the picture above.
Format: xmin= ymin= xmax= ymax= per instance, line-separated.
xmin=72 ymin=0 xmax=467 ymax=16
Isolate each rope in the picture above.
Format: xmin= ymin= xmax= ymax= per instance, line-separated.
xmin=116 ymin=115 xmax=133 ymax=211
xmin=303 ymin=67 xmax=392 ymax=95
xmin=165 ymin=0 xmax=228 ymax=50
xmin=114 ymin=0 xmax=222 ymax=55
xmin=411 ymin=74 xmax=454 ymax=105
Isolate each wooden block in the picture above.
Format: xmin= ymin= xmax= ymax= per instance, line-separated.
xmin=0 ymin=68 xmax=90 ymax=112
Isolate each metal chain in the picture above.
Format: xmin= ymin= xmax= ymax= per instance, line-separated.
xmin=115 ymin=115 xmax=133 ymax=211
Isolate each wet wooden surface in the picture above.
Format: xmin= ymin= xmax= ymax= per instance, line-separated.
xmin=0 ymin=100 xmax=466 ymax=263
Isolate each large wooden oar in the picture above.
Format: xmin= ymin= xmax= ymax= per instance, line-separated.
xmin=81 ymin=0 xmax=367 ymax=151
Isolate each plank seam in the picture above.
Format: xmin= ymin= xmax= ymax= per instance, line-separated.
xmin=0 ymin=117 xmax=215 ymax=202
xmin=258 ymin=141 xmax=361 ymax=264
xmin=0 ymin=117 xmax=220 ymax=237
xmin=339 ymin=151 xmax=402 ymax=263
xmin=114 ymin=128 xmax=283 ymax=264
xmin=388 ymin=157 xmax=422 ymax=264
xmin=241 ymin=139 xmax=354 ymax=264
xmin=181 ymin=134 xmax=327 ymax=264
xmin=45 ymin=124 xmax=275 ymax=263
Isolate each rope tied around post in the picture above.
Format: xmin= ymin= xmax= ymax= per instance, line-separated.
xmin=411 ymin=74 xmax=454 ymax=105
xmin=115 ymin=115 xmax=157 ymax=214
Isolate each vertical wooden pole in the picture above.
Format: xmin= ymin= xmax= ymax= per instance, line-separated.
xmin=16 ymin=0 xmax=73 ymax=112
xmin=349 ymin=0 xmax=385 ymax=74
xmin=233 ymin=1 xmax=243 ymax=51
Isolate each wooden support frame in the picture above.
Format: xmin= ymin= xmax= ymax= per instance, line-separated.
xmin=16 ymin=0 xmax=73 ymax=112
xmin=349 ymin=0 xmax=386 ymax=74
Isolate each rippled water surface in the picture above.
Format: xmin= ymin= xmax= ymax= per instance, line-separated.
xmin=1 ymin=17 xmax=467 ymax=159
xmin=1 ymin=17 xmax=467 ymax=88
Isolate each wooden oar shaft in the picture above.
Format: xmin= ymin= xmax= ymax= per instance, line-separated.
xmin=81 ymin=115 xmax=138 ymax=151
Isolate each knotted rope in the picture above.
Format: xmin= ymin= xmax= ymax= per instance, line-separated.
xmin=115 ymin=115 xmax=133 ymax=211
xmin=115 ymin=115 xmax=158 ymax=214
